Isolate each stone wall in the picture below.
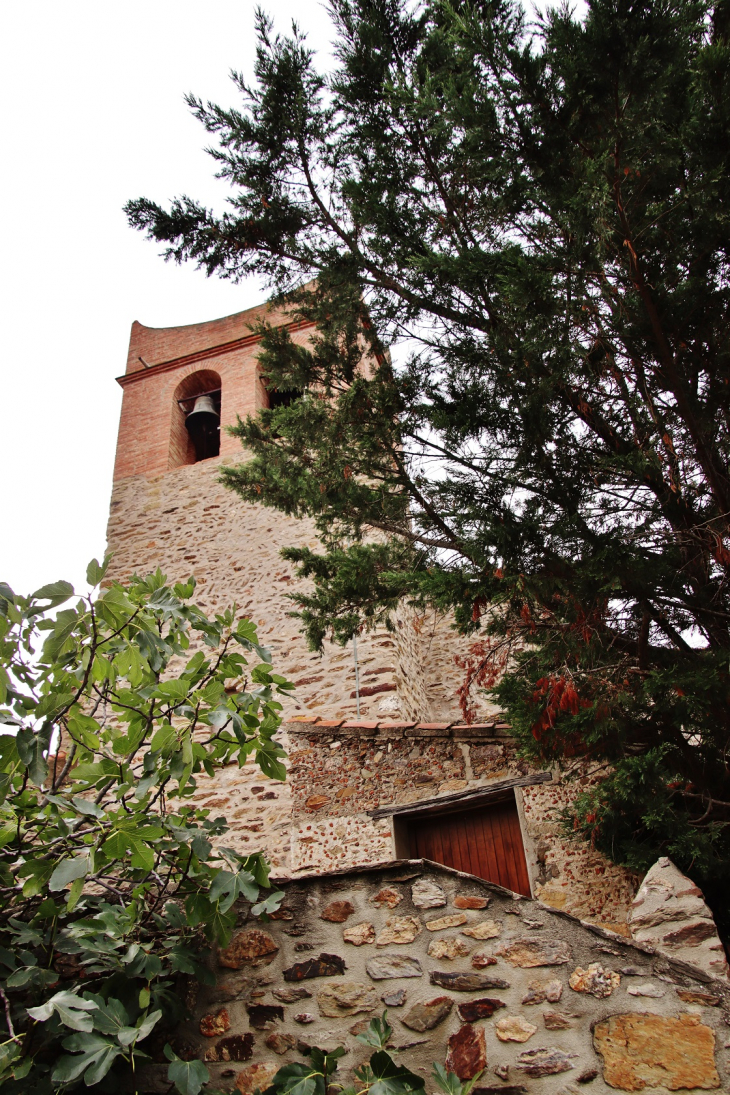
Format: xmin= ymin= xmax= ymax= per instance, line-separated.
xmin=391 ymin=606 xmax=500 ymax=724
xmin=106 ymin=457 xmax=404 ymax=724
xmin=148 ymin=861 xmax=730 ymax=1095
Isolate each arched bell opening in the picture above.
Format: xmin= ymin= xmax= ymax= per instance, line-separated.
xmin=169 ymin=369 xmax=222 ymax=469
xmin=265 ymin=385 xmax=304 ymax=411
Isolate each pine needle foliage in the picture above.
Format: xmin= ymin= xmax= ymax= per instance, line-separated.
xmin=127 ymin=1 xmax=730 ymax=920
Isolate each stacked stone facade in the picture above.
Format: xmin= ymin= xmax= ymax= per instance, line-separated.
xmin=149 ymin=861 xmax=729 ymax=1095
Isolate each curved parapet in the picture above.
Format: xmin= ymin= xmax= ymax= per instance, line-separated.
xmin=125 ymin=300 xmax=292 ymax=375
xmin=112 ymin=299 xmax=313 ymax=480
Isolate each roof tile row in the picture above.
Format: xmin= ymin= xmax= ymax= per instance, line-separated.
xmin=286 ymin=716 xmax=512 ymax=739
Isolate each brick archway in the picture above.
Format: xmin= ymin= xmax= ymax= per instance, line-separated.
xmin=169 ymin=368 xmax=222 ymax=468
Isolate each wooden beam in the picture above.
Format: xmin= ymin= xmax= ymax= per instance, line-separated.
xmin=368 ymin=770 xmax=553 ymax=819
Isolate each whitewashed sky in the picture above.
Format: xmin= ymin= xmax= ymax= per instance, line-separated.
xmin=0 ymin=0 xmax=569 ymax=597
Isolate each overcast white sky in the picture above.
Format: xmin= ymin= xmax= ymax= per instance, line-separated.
xmin=0 ymin=0 xmax=567 ymax=598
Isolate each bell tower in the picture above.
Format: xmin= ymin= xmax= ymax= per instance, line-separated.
xmin=106 ymin=299 xmax=416 ymax=723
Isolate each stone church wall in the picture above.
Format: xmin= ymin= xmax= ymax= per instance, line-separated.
xmin=146 ymin=861 xmax=730 ymax=1095
xmin=105 ymin=303 xmax=638 ymax=968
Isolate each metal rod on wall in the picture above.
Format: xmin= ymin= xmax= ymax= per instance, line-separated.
xmin=353 ymin=633 xmax=360 ymax=719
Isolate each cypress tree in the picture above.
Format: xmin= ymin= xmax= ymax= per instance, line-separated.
xmin=127 ymin=0 xmax=730 ymax=926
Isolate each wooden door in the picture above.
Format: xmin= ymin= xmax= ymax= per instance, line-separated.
xmin=405 ymin=796 xmax=531 ymax=897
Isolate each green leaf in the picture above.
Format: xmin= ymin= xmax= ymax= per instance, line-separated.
xmin=20 ymin=859 xmax=53 ymax=898
xmin=42 ymin=607 xmax=79 ymax=659
xmin=33 ymin=579 xmax=75 ymax=605
xmin=0 ymin=821 xmax=16 ymax=850
xmin=164 ymin=901 xmax=186 ymax=929
xmin=16 ymin=724 xmax=51 ymax=786
xmin=252 ymin=889 xmax=285 ymax=917
xmin=164 ymin=1046 xmax=210 ymax=1095
xmin=354 ymin=1012 xmax=392 ymax=1049
xmin=157 ymin=679 xmax=190 ymax=701
xmin=102 ymin=830 xmax=129 ymax=861
xmin=262 ymin=1061 xmax=322 ymax=1095
xmin=150 ymin=722 xmax=176 ymax=751
xmin=66 ymin=876 xmax=85 ymax=911
xmin=86 ymin=556 xmax=111 ymax=586
xmin=71 ymin=794 xmax=105 ymax=818
xmin=54 ymin=1032 xmax=121 ymax=1085
xmin=256 ymin=752 xmax=286 ymax=782
xmin=7 ymin=965 xmax=57 ymax=988
xmin=90 ymin=995 xmax=129 ymax=1036
xmin=49 ymin=853 xmax=91 ymax=892
xmin=28 ymin=989 xmax=98 ymax=1032
xmin=359 ymin=1050 xmax=425 ymax=1095
xmin=431 ymin=1065 xmax=464 ymax=1095
xmin=128 ymin=835 xmax=155 ymax=872
xmin=72 ymin=757 xmax=118 ymax=783
xmin=133 ymin=1008 xmax=162 ymax=1043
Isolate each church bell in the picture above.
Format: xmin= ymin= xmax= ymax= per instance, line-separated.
xmin=185 ymin=394 xmax=220 ymax=461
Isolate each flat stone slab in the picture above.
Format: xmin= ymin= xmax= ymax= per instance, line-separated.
xmin=471 ymin=951 xmax=498 ymax=969
xmin=273 ymin=987 xmax=312 ymax=1003
xmin=320 ymin=900 xmax=355 ymax=923
xmin=426 ymin=913 xmax=468 ymax=932
xmin=454 ymin=895 xmax=490 ymax=910
xmin=628 ymin=857 xmax=729 ymax=981
xmin=200 ymin=1008 xmax=230 ymax=1037
xmin=265 ymin=1033 xmax=297 ymax=1055
xmin=495 ymin=939 xmax=572 ymax=967
xmin=235 ymin=1062 xmax=279 ymax=1094
xmin=593 ymin=1013 xmax=720 ymax=1091
xmin=543 ymin=1010 xmax=573 ymax=1030
xmin=411 ymin=880 xmax=447 ymax=908
xmin=462 ymin=920 xmax=501 ymax=940
xmin=495 ymin=1015 xmax=537 ymax=1043
xmin=428 ymin=937 xmax=471 ymax=960
xmin=569 ymin=963 xmax=620 ymax=998
xmin=516 ymin=1047 xmax=577 ymax=1078
xmin=366 ymin=954 xmax=423 ymax=980
xmin=203 ymin=1033 xmax=254 ymax=1063
xmin=627 ymin=982 xmax=665 ymax=998
xmin=246 ymin=1004 xmax=284 ymax=1030
xmin=431 ymin=971 xmax=510 ymax=991
xmin=283 ymin=953 xmax=347 ymax=981
xmin=676 ymin=990 xmax=721 ymax=1006
xmin=343 ymin=921 xmax=376 ymax=946
xmin=218 ymin=929 xmax=278 ymax=969
xmin=457 ymin=997 xmax=506 ymax=1022
xmin=470 ymin=1088 xmax=526 ymax=1095
xmin=401 ymin=996 xmax=454 ymax=1032
xmin=376 ymin=916 xmax=422 ymax=945
xmin=446 ymin=1024 xmax=487 ymax=1080
xmin=317 ymin=981 xmax=379 ymax=1017
xmin=370 ymin=887 xmax=403 ymax=908
xmin=522 ymin=978 xmax=563 ymax=1005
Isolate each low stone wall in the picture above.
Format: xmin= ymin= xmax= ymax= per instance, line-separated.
xmin=151 ymin=860 xmax=730 ymax=1095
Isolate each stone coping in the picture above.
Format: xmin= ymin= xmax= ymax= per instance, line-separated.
xmin=285 ymin=717 xmax=513 ymax=740
xmin=272 ymin=857 xmax=730 ymax=998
